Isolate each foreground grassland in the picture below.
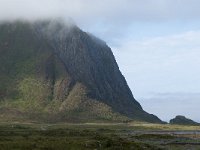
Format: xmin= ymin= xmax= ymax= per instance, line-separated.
xmin=0 ymin=122 xmax=200 ymax=150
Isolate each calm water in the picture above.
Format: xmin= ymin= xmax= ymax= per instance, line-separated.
xmin=131 ymin=131 xmax=200 ymax=135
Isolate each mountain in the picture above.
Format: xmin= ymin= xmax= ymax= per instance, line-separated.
xmin=0 ymin=19 xmax=162 ymax=123
xmin=170 ymin=115 xmax=200 ymax=126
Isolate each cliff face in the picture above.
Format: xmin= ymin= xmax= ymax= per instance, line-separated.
xmin=0 ymin=20 xmax=162 ymax=123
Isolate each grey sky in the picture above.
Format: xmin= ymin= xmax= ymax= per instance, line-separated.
xmin=1 ymin=0 xmax=200 ymax=22
xmin=0 ymin=0 xmax=200 ymax=122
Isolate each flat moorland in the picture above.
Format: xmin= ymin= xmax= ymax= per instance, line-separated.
xmin=0 ymin=122 xmax=200 ymax=150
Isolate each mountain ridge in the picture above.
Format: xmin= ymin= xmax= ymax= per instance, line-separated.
xmin=0 ymin=19 xmax=162 ymax=123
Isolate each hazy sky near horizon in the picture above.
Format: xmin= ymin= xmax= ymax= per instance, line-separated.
xmin=0 ymin=0 xmax=200 ymax=122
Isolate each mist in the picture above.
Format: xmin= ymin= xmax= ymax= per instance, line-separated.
xmin=1 ymin=0 xmax=200 ymax=23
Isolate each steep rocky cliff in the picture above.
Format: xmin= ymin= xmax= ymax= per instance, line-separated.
xmin=0 ymin=19 xmax=162 ymax=123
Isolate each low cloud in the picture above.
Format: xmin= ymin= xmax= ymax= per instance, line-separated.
xmin=0 ymin=0 xmax=200 ymax=23
xmin=1 ymin=0 xmax=200 ymax=43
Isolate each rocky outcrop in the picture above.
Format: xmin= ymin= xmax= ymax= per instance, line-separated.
xmin=170 ymin=115 xmax=199 ymax=126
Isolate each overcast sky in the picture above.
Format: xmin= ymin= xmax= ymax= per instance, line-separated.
xmin=0 ymin=0 xmax=200 ymax=122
